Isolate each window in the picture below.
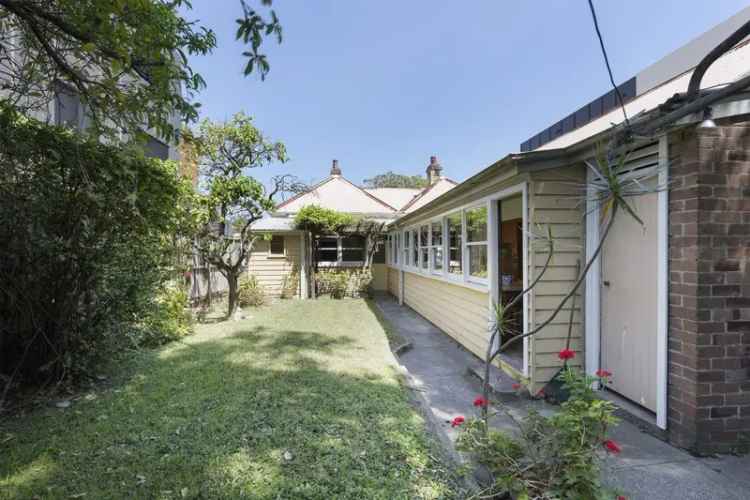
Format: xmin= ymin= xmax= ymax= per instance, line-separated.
xmin=466 ymin=205 xmax=488 ymax=279
xmin=316 ymin=235 xmax=365 ymax=265
xmin=430 ymin=220 xmax=443 ymax=273
xmin=342 ymin=235 xmax=365 ymax=262
xmin=317 ymin=237 xmax=339 ymax=263
xmin=54 ymin=83 xmax=81 ymax=128
xmin=447 ymin=212 xmax=462 ymax=275
xmin=145 ymin=136 xmax=170 ymax=160
xmin=394 ymin=232 xmax=400 ymax=265
xmin=419 ymin=225 xmax=429 ymax=271
xmin=403 ymin=231 xmax=411 ymax=266
xmin=270 ymin=235 xmax=285 ymax=256
xmin=410 ymin=230 xmax=418 ymax=267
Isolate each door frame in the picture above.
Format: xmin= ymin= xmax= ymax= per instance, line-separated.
xmin=488 ymin=182 xmax=529 ymax=377
xmin=584 ymin=136 xmax=669 ymax=430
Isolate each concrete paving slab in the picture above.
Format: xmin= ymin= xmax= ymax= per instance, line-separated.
xmin=372 ymin=293 xmax=750 ymax=500
xmin=603 ymin=459 xmax=749 ymax=500
xmin=606 ymin=419 xmax=695 ymax=469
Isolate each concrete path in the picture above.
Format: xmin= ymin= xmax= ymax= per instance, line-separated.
xmin=373 ymin=293 xmax=750 ymax=500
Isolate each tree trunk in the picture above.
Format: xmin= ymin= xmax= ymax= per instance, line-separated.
xmin=226 ymin=272 xmax=239 ymax=318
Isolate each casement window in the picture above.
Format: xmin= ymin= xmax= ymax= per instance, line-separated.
xmin=54 ymin=83 xmax=81 ymax=129
xmin=269 ymin=235 xmax=285 ymax=256
xmin=447 ymin=212 xmax=462 ymax=276
xmin=317 ymin=235 xmax=365 ymax=265
xmin=430 ymin=220 xmax=443 ymax=273
xmin=465 ymin=206 xmax=488 ymax=280
xmin=403 ymin=231 xmax=411 ymax=266
xmin=317 ymin=237 xmax=339 ymax=263
xmin=393 ymin=232 xmax=400 ymax=265
xmin=410 ymin=230 xmax=418 ymax=267
xmin=419 ymin=225 xmax=429 ymax=271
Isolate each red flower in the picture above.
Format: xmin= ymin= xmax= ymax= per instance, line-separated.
xmin=450 ymin=416 xmax=465 ymax=428
xmin=603 ymin=439 xmax=621 ymax=454
xmin=596 ymin=369 xmax=613 ymax=378
xmin=617 ymin=496 xmax=627 ymax=500
xmin=558 ymin=348 xmax=575 ymax=361
xmin=537 ymin=389 xmax=546 ymax=398
xmin=511 ymin=383 xmax=521 ymax=390
xmin=473 ymin=396 xmax=488 ymax=407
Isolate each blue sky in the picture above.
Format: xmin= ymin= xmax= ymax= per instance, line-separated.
xmin=186 ymin=0 xmax=749 ymax=188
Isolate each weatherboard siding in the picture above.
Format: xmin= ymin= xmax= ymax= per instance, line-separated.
xmin=387 ymin=267 xmax=400 ymax=298
xmin=402 ymin=272 xmax=490 ymax=359
xmin=527 ymin=167 xmax=586 ymax=391
xmin=248 ymin=235 xmax=301 ymax=298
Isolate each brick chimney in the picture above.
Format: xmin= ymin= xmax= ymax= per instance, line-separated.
xmin=330 ymin=159 xmax=342 ymax=176
xmin=426 ymin=155 xmax=443 ymax=185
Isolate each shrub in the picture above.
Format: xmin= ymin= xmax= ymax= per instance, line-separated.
xmin=0 ymin=105 xmax=191 ymax=395
xmin=456 ymin=366 xmax=622 ymax=499
xmin=238 ymin=275 xmax=266 ymax=307
xmin=138 ymin=285 xmax=193 ymax=347
xmin=314 ymin=270 xmax=372 ymax=299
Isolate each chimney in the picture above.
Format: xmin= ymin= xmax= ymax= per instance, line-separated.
xmin=330 ymin=159 xmax=342 ymax=176
xmin=426 ymin=155 xmax=443 ymax=185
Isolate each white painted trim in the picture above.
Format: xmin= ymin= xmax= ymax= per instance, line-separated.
xmin=584 ymin=144 xmax=669 ymax=429
xmin=585 ymin=169 xmax=602 ymax=386
xmin=656 ymin=135 xmax=669 ymax=430
xmin=299 ymin=232 xmax=307 ymax=299
xmin=521 ymin=183 xmax=529 ymax=377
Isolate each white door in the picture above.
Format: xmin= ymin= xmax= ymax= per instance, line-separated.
xmin=601 ymin=191 xmax=659 ymax=412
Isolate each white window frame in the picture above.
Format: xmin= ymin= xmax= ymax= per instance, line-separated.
xmin=316 ymin=235 xmax=365 ymax=267
xmin=418 ymin=224 xmax=429 ymax=272
xmin=445 ymin=211 xmax=463 ymax=281
xmin=464 ymin=204 xmax=489 ymax=285
xmin=269 ymin=234 xmax=286 ymax=258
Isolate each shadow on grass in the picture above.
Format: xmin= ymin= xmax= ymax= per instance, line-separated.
xmin=0 ymin=315 xmax=458 ymax=499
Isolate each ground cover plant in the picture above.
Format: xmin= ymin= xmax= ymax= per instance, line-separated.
xmin=0 ymin=299 xmax=460 ymax=499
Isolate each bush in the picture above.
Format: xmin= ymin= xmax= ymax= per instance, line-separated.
xmin=315 ymin=269 xmax=373 ymax=299
xmin=0 ymin=105 xmax=191 ymax=394
xmin=137 ymin=285 xmax=193 ymax=347
xmin=238 ymin=275 xmax=266 ymax=307
xmin=456 ymin=367 xmax=622 ymax=499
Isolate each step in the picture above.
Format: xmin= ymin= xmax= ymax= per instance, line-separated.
xmin=467 ymin=361 xmax=525 ymax=402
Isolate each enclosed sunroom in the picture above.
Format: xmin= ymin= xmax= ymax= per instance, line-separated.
xmin=385 ymin=151 xmax=587 ymax=393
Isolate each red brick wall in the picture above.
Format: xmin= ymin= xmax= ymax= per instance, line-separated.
xmin=668 ymin=122 xmax=750 ymax=454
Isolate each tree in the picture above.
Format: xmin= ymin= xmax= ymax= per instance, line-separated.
xmin=362 ymin=171 xmax=427 ymax=189
xmin=192 ymin=112 xmax=289 ymax=317
xmin=0 ymin=104 xmax=192 ymax=404
xmin=0 ymin=0 xmax=282 ymax=141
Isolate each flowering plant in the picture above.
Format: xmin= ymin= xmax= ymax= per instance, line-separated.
xmin=456 ymin=362 xmax=623 ymax=499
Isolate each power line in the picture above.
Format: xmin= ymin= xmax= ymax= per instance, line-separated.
xmin=587 ymin=0 xmax=630 ymax=130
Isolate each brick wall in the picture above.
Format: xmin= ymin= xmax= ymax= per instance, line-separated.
xmin=668 ymin=121 xmax=750 ymax=454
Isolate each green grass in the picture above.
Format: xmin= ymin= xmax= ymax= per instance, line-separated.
xmin=0 ymin=299 xmax=459 ymax=499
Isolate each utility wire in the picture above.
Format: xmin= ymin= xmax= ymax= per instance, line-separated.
xmin=587 ymin=0 xmax=631 ymax=130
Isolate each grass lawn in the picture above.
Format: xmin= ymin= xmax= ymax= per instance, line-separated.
xmin=0 ymin=299 xmax=460 ymax=499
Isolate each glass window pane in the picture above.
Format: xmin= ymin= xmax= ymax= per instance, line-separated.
xmin=319 ymin=237 xmax=338 ymax=249
xmin=343 ymin=248 xmax=363 ymax=262
xmin=432 ymin=247 xmax=443 ymax=271
xmin=342 ymin=235 xmax=364 ymax=248
xmin=469 ymin=245 xmax=488 ymax=278
xmin=466 ymin=206 xmax=487 ymax=242
xmin=431 ymin=221 xmax=443 ymax=246
xmin=270 ymin=235 xmax=284 ymax=255
xmin=420 ymin=225 xmax=429 ymax=248
xmin=411 ymin=231 xmax=418 ymax=266
xmin=318 ymin=249 xmax=338 ymax=262
xmin=447 ymin=213 xmax=462 ymax=275
xmin=420 ymin=248 xmax=428 ymax=270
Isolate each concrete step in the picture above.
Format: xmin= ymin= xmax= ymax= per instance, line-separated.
xmin=467 ymin=361 xmax=525 ymax=402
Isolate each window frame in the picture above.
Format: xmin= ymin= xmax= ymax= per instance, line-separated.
xmin=464 ymin=204 xmax=489 ymax=285
xmin=269 ymin=234 xmax=286 ymax=257
xmin=316 ymin=235 xmax=366 ymax=267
